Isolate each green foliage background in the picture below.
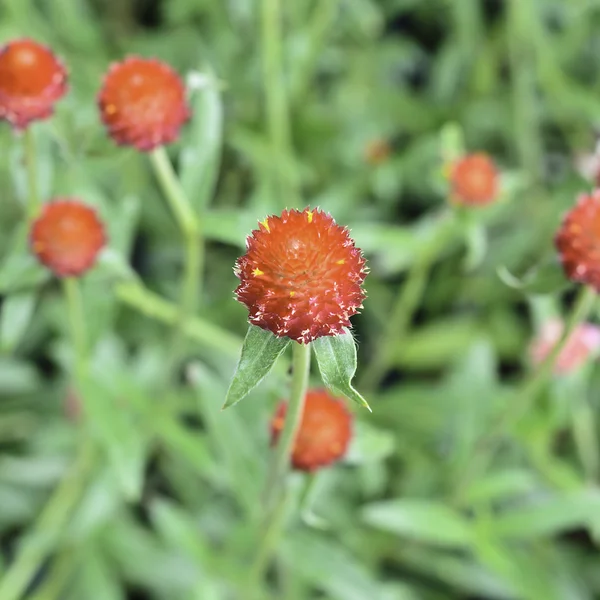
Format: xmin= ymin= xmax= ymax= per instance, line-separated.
xmin=1 ymin=0 xmax=600 ymax=599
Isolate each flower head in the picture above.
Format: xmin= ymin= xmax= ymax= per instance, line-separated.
xmin=448 ymin=153 xmax=499 ymax=206
xmin=529 ymin=318 xmax=600 ymax=374
xmin=98 ymin=56 xmax=190 ymax=151
xmin=555 ymin=191 xmax=600 ymax=291
xmin=0 ymin=38 xmax=68 ymax=129
xmin=271 ymin=389 xmax=353 ymax=472
xmin=234 ymin=207 xmax=367 ymax=344
xmin=30 ymin=199 xmax=106 ymax=277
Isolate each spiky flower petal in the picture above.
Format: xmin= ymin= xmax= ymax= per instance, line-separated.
xmin=30 ymin=199 xmax=106 ymax=277
xmin=0 ymin=38 xmax=68 ymax=129
xmin=449 ymin=152 xmax=499 ymax=206
xmin=270 ymin=389 xmax=353 ymax=472
xmin=234 ymin=207 xmax=367 ymax=344
xmin=98 ymin=56 xmax=190 ymax=151
xmin=555 ymin=191 xmax=600 ymax=291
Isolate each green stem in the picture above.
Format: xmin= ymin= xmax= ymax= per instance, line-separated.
xmin=508 ymin=0 xmax=542 ymax=182
xmin=149 ymin=148 xmax=203 ymax=374
xmin=0 ymin=440 xmax=94 ymax=600
xmin=360 ymin=215 xmax=455 ymax=393
xmin=247 ymin=488 xmax=291 ymax=595
xmin=263 ymin=341 xmax=311 ymax=513
xmin=261 ymin=0 xmax=299 ymax=205
xmin=149 ymin=148 xmax=199 ymax=239
xmin=456 ymin=285 xmax=597 ymax=498
xmin=513 ymin=285 xmax=596 ymax=416
xmin=572 ymin=399 xmax=599 ymax=483
xmin=62 ymin=278 xmax=87 ymax=380
xmin=114 ymin=281 xmax=242 ymax=358
xmin=24 ymin=128 xmax=40 ymax=220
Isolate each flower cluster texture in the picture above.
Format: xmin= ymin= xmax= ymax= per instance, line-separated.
xmin=234 ymin=207 xmax=367 ymax=344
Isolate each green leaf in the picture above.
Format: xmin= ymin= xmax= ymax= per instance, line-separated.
xmin=489 ymin=491 xmax=600 ymax=540
xmin=362 ymin=499 xmax=473 ymax=548
xmin=313 ymin=330 xmax=371 ymax=411
xmin=223 ymin=324 xmax=290 ymax=409
xmin=345 ymin=420 xmax=395 ymax=464
xmin=0 ymin=237 xmax=50 ymax=294
xmin=0 ymin=291 xmax=37 ymax=352
xmin=440 ymin=121 xmax=465 ymax=163
xmin=80 ymin=373 xmax=147 ymax=501
xmin=180 ymin=66 xmax=223 ymax=211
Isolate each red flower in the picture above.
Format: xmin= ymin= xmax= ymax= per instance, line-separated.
xmin=97 ymin=56 xmax=190 ymax=152
xmin=449 ymin=153 xmax=499 ymax=206
xmin=30 ymin=199 xmax=106 ymax=277
xmin=555 ymin=191 xmax=600 ymax=291
xmin=271 ymin=389 xmax=353 ymax=472
xmin=0 ymin=38 xmax=68 ymax=129
xmin=234 ymin=207 xmax=367 ymax=344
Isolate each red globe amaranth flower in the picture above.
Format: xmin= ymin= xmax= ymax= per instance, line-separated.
xmin=271 ymin=389 xmax=353 ymax=472
xmin=234 ymin=207 xmax=367 ymax=344
xmin=30 ymin=199 xmax=106 ymax=277
xmin=529 ymin=319 xmax=600 ymax=375
xmin=449 ymin=153 xmax=499 ymax=206
xmin=98 ymin=56 xmax=190 ymax=151
xmin=0 ymin=38 xmax=68 ymax=129
xmin=555 ymin=191 xmax=600 ymax=291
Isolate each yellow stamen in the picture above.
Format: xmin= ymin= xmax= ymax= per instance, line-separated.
xmin=252 ymin=268 xmax=264 ymax=276
xmin=306 ymin=210 xmax=313 ymax=223
xmin=260 ymin=219 xmax=270 ymax=232
xmin=289 ymin=291 xmax=295 ymax=297
xmin=336 ymin=259 xmax=345 ymax=265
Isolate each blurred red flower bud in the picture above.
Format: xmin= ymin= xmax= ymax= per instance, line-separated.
xmin=98 ymin=56 xmax=190 ymax=152
xmin=555 ymin=191 xmax=600 ymax=291
xmin=448 ymin=153 xmax=499 ymax=207
xmin=0 ymin=38 xmax=68 ymax=129
xmin=271 ymin=389 xmax=353 ymax=472
xmin=30 ymin=199 xmax=106 ymax=277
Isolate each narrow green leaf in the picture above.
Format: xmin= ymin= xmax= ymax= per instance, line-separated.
xmin=362 ymin=499 xmax=473 ymax=548
xmin=0 ymin=291 xmax=37 ymax=352
xmin=313 ymin=330 xmax=371 ymax=411
xmin=0 ymin=249 xmax=50 ymax=294
xmin=180 ymin=66 xmax=223 ymax=211
xmin=80 ymin=373 xmax=147 ymax=501
xmin=489 ymin=491 xmax=600 ymax=540
xmin=223 ymin=324 xmax=290 ymax=409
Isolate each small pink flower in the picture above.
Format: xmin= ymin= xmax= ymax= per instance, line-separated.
xmin=529 ymin=319 xmax=600 ymax=374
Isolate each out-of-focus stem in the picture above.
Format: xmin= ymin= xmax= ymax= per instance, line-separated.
xmin=24 ymin=128 xmax=40 ymax=221
xmin=261 ymin=0 xmax=300 ymax=205
xmin=149 ymin=147 xmax=203 ymax=375
xmin=456 ymin=285 xmax=597 ymax=498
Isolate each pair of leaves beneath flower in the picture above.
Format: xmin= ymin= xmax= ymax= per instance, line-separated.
xmin=223 ymin=325 xmax=370 ymax=411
